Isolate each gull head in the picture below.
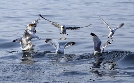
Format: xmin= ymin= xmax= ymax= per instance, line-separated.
xmin=60 ymin=25 xmax=65 ymax=28
xmin=45 ymin=39 xmax=52 ymax=43
xmin=27 ymin=24 xmax=36 ymax=28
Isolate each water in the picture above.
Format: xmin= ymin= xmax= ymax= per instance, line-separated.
xmin=0 ymin=0 xmax=134 ymax=83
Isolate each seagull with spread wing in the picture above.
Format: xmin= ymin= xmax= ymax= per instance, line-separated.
xmin=45 ymin=38 xmax=75 ymax=54
xmin=90 ymin=32 xmax=115 ymax=69
xmin=98 ymin=15 xmax=124 ymax=41
xmin=39 ymin=14 xmax=91 ymax=40
xmin=90 ymin=33 xmax=111 ymax=55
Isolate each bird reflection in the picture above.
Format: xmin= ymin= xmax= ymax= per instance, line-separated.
xmin=90 ymin=68 xmax=118 ymax=79
xmin=91 ymin=51 xmax=132 ymax=70
xmin=92 ymin=57 xmax=104 ymax=68
xmin=21 ymin=51 xmax=35 ymax=64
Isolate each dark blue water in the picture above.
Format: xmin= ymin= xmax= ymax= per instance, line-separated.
xmin=0 ymin=0 xmax=134 ymax=83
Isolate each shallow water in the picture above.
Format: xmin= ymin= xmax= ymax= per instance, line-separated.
xmin=0 ymin=0 xmax=134 ymax=83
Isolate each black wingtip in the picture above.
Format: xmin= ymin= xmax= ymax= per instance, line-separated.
xmin=39 ymin=14 xmax=43 ymax=18
xmin=90 ymin=33 xmax=96 ymax=36
xmin=71 ymin=42 xmax=75 ymax=45
xmin=108 ymin=41 xmax=111 ymax=44
xmin=121 ymin=23 xmax=124 ymax=26
xmin=39 ymin=14 xmax=41 ymax=16
xmin=13 ymin=40 xmax=16 ymax=42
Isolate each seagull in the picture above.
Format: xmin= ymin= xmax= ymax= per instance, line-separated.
xmin=98 ymin=15 xmax=124 ymax=41
xmin=45 ymin=38 xmax=75 ymax=54
xmin=13 ymin=37 xmax=34 ymax=51
xmin=90 ymin=33 xmax=111 ymax=55
xmin=39 ymin=14 xmax=91 ymax=40
xmin=90 ymin=32 xmax=132 ymax=69
xmin=90 ymin=32 xmax=114 ymax=69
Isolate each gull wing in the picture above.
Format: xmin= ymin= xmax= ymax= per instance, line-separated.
xmin=45 ymin=39 xmax=59 ymax=50
xmin=101 ymin=40 xmax=111 ymax=52
xmin=32 ymin=18 xmax=40 ymax=24
xmin=90 ymin=33 xmax=101 ymax=52
xmin=66 ymin=24 xmax=92 ymax=30
xmin=113 ymin=23 xmax=124 ymax=31
xmin=98 ymin=15 xmax=112 ymax=30
xmin=66 ymin=26 xmax=81 ymax=30
xmin=64 ymin=42 xmax=75 ymax=49
xmin=94 ymin=37 xmax=101 ymax=52
xmin=27 ymin=34 xmax=40 ymax=41
xmin=39 ymin=14 xmax=62 ymax=28
xmin=13 ymin=37 xmax=22 ymax=42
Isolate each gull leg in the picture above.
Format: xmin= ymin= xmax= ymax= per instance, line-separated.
xmin=59 ymin=37 xmax=62 ymax=40
xmin=59 ymin=34 xmax=63 ymax=40
xmin=64 ymin=34 xmax=67 ymax=40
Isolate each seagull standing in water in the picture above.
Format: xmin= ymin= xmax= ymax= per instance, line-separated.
xmin=13 ymin=18 xmax=40 ymax=51
xmin=90 ymin=33 xmax=111 ymax=55
xmin=45 ymin=38 xmax=75 ymax=54
xmin=98 ymin=15 xmax=124 ymax=41
xmin=39 ymin=14 xmax=91 ymax=40
xmin=90 ymin=32 xmax=116 ymax=69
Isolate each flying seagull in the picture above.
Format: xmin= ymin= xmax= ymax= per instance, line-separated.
xmin=45 ymin=38 xmax=75 ymax=54
xmin=39 ymin=14 xmax=91 ymax=40
xmin=98 ymin=15 xmax=124 ymax=41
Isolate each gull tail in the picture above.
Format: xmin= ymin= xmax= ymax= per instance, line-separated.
xmin=66 ymin=24 xmax=92 ymax=30
xmin=98 ymin=15 xmax=111 ymax=30
xmin=32 ymin=18 xmax=40 ymax=24
xmin=13 ymin=37 xmax=22 ymax=42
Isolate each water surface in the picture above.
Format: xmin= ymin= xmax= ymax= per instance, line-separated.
xmin=0 ymin=0 xmax=134 ymax=83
